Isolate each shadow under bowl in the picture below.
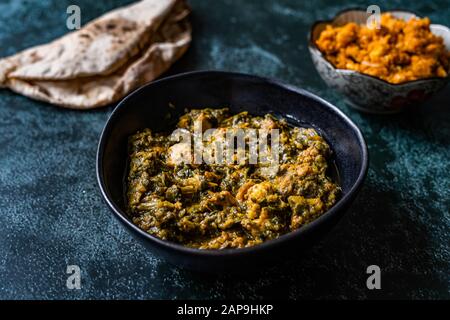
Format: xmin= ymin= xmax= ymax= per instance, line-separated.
xmin=96 ymin=71 xmax=368 ymax=272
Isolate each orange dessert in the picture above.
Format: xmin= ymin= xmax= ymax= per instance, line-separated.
xmin=315 ymin=13 xmax=450 ymax=84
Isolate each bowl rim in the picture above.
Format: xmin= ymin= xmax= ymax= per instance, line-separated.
xmin=308 ymin=7 xmax=450 ymax=87
xmin=96 ymin=70 xmax=369 ymax=257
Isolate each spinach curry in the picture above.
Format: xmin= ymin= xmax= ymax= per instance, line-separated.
xmin=126 ymin=108 xmax=340 ymax=249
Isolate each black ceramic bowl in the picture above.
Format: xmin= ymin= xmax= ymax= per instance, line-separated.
xmin=96 ymin=71 xmax=368 ymax=272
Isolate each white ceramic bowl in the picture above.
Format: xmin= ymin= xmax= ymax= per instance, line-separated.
xmin=309 ymin=9 xmax=450 ymax=114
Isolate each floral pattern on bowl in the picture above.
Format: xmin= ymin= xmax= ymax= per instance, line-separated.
xmin=308 ymin=9 xmax=450 ymax=114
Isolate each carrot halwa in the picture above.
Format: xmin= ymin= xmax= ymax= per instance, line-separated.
xmin=315 ymin=13 xmax=450 ymax=84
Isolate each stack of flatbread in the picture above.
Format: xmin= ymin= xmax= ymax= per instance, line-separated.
xmin=0 ymin=0 xmax=191 ymax=109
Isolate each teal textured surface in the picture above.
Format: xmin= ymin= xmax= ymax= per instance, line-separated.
xmin=0 ymin=0 xmax=448 ymax=299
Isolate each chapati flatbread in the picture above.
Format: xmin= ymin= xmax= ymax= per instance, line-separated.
xmin=7 ymin=0 xmax=177 ymax=80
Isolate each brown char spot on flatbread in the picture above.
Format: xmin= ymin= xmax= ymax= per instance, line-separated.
xmin=29 ymin=52 xmax=41 ymax=63
xmin=79 ymin=33 xmax=91 ymax=39
xmin=122 ymin=25 xmax=135 ymax=32
xmin=94 ymin=19 xmax=138 ymax=38
xmin=36 ymin=84 xmax=51 ymax=97
xmin=106 ymin=23 xmax=116 ymax=30
xmin=57 ymin=45 xmax=65 ymax=57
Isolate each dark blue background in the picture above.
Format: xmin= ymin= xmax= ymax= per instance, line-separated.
xmin=0 ymin=0 xmax=449 ymax=299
